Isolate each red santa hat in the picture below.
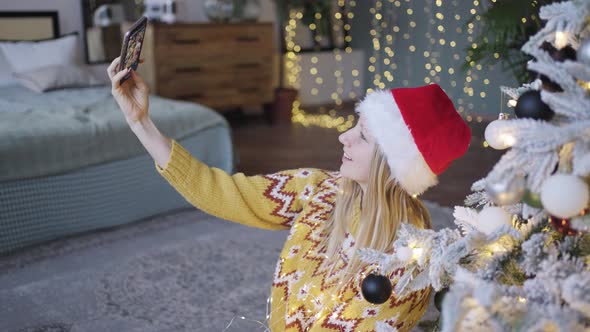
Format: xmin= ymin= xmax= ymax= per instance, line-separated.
xmin=356 ymin=84 xmax=471 ymax=195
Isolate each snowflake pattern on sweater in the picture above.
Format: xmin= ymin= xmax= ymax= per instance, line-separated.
xmin=157 ymin=140 xmax=431 ymax=332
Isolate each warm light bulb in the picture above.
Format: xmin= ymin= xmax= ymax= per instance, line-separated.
xmin=488 ymin=243 xmax=504 ymax=252
xmin=555 ymin=31 xmax=568 ymax=49
xmin=412 ymin=247 xmax=424 ymax=260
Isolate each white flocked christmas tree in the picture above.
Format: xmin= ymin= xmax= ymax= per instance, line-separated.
xmin=359 ymin=1 xmax=590 ymax=331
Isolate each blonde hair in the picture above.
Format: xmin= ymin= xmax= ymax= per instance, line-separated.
xmin=321 ymin=145 xmax=432 ymax=288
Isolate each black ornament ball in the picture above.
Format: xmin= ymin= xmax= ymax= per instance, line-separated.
xmin=515 ymin=90 xmax=554 ymax=121
xmin=361 ymin=274 xmax=392 ymax=305
xmin=434 ymin=287 xmax=450 ymax=312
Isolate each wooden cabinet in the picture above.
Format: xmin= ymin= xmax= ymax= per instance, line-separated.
xmin=137 ymin=22 xmax=275 ymax=110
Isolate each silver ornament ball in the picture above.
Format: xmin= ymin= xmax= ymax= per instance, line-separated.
xmin=485 ymin=175 xmax=526 ymax=206
xmin=578 ymin=37 xmax=590 ymax=66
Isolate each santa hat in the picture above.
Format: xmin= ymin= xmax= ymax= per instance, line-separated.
xmin=356 ymin=84 xmax=471 ymax=195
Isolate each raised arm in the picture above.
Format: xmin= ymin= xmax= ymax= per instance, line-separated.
xmin=108 ymin=56 xmax=172 ymax=169
xmin=155 ymin=140 xmax=333 ymax=230
xmin=108 ymin=57 xmax=333 ymax=230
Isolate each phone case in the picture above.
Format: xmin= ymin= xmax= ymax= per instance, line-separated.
xmin=118 ymin=16 xmax=148 ymax=84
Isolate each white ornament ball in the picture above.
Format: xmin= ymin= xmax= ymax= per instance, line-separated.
xmin=477 ymin=206 xmax=512 ymax=235
xmin=484 ymin=119 xmax=516 ymax=150
xmin=396 ymin=246 xmax=413 ymax=262
xmin=540 ymin=174 xmax=589 ymax=219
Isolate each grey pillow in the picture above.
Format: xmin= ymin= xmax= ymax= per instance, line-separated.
xmin=13 ymin=64 xmax=104 ymax=93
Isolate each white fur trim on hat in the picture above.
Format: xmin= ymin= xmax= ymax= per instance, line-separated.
xmin=357 ymin=90 xmax=438 ymax=195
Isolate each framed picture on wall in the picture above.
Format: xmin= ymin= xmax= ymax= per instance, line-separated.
xmin=0 ymin=11 xmax=59 ymax=40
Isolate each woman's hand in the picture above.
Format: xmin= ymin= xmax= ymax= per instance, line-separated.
xmin=107 ymin=57 xmax=149 ymax=125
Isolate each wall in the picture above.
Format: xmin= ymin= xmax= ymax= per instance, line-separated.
xmin=0 ymin=0 xmax=83 ymax=36
xmin=288 ymin=50 xmax=365 ymax=106
xmin=0 ymin=0 xmax=286 ymax=38
xmin=0 ymin=0 xmax=279 ymax=80
xmin=0 ymin=0 xmax=368 ymax=106
xmin=0 ymin=1 xmax=522 ymax=117
xmin=350 ymin=0 xmax=519 ymax=119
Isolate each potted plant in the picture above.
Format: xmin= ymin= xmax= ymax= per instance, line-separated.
xmin=275 ymin=0 xmax=334 ymax=50
xmin=270 ymin=0 xmax=333 ymax=124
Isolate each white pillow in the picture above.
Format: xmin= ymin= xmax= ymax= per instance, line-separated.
xmin=13 ymin=64 xmax=103 ymax=93
xmin=0 ymin=33 xmax=82 ymax=74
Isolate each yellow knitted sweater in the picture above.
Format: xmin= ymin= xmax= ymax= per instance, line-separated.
xmin=156 ymin=140 xmax=431 ymax=332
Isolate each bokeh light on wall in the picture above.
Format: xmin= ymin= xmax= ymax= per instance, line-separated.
xmin=288 ymin=0 xmax=358 ymax=132
xmin=284 ymin=9 xmax=302 ymax=91
xmin=368 ymin=0 xmax=499 ymax=123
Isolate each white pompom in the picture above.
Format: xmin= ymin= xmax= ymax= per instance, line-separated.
xmin=396 ymin=246 xmax=413 ymax=262
xmin=541 ymin=174 xmax=589 ymax=219
xmin=477 ymin=206 xmax=512 ymax=235
xmin=484 ymin=120 xmax=516 ymax=150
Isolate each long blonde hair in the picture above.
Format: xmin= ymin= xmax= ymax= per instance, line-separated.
xmin=321 ymin=145 xmax=432 ymax=287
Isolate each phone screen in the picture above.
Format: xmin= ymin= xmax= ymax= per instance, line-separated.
xmin=119 ymin=18 xmax=147 ymax=84
xmin=123 ymin=25 xmax=145 ymax=71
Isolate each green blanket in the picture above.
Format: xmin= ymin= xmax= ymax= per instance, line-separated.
xmin=0 ymin=84 xmax=229 ymax=181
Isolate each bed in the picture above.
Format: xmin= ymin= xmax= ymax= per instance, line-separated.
xmin=0 ymin=12 xmax=235 ymax=254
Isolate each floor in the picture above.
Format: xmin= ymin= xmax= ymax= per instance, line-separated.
xmin=0 ymin=202 xmax=455 ymax=332
xmin=226 ymin=104 xmax=503 ymax=208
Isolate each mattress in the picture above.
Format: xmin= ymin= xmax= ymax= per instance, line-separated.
xmin=0 ymin=128 xmax=234 ymax=254
xmin=0 ymin=84 xmax=235 ymax=254
xmin=0 ymin=84 xmax=229 ymax=181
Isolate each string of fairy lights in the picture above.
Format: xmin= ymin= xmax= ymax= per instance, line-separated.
xmin=289 ymin=1 xmax=358 ymax=132
xmin=285 ymin=0 xmax=521 ymax=133
xmin=368 ymin=0 xmax=495 ymax=124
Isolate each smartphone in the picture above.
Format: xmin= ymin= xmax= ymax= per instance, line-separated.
xmin=117 ymin=16 xmax=148 ymax=85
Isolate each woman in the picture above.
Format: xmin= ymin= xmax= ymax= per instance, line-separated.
xmin=108 ymin=57 xmax=470 ymax=331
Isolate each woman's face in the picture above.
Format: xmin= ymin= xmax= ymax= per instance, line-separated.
xmin=338 ymin=113 xmax=375 ymax=189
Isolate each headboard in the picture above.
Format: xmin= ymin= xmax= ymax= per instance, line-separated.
xmin=0 ymin=11 xmax=59 ymax=41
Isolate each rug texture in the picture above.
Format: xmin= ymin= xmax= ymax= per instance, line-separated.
xmin=0 ymin=202 xmax=454 ymax=332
